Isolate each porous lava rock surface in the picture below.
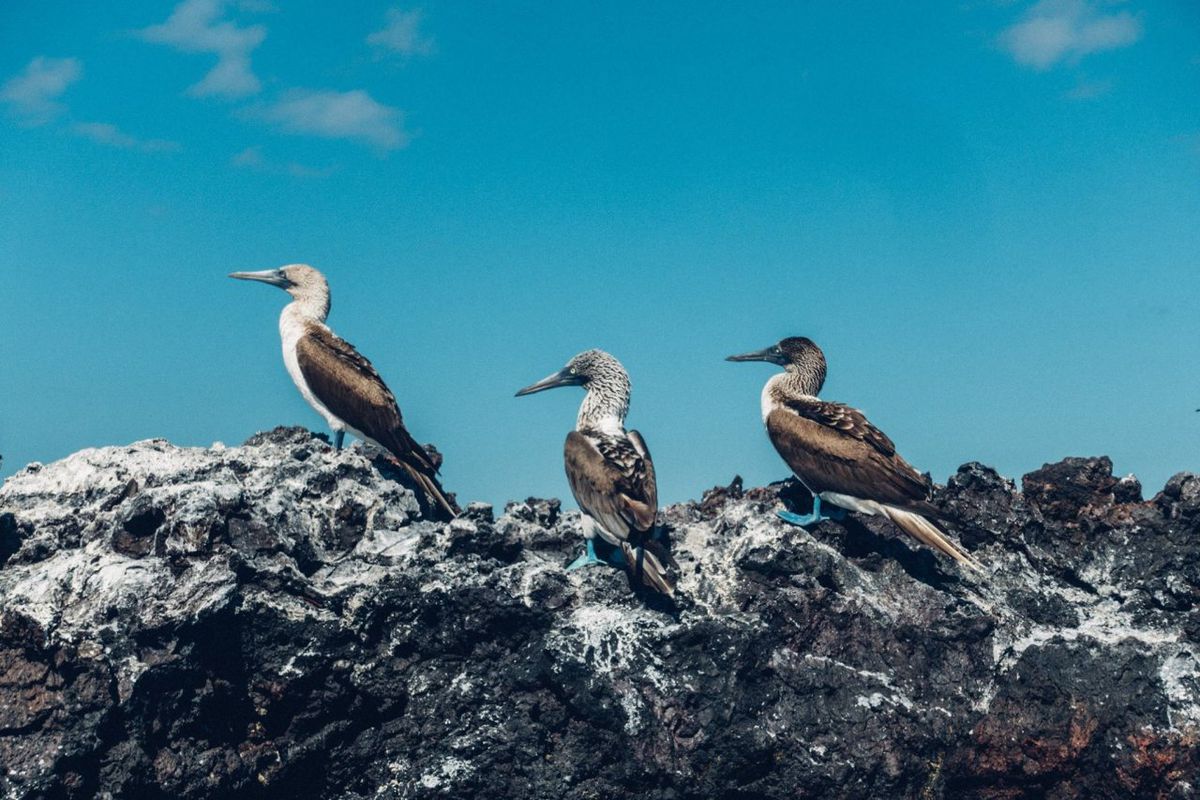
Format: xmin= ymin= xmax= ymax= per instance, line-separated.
xmin=0 ymin=428 xmax=1196 ymax=799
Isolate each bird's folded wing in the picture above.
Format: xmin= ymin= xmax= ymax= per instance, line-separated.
xmin=625 ymin=430 xmax=658 ymax=518
xmin=295 ymin=326 xmax=435 ymax=473
xmin=564 ymin=430 xmax=658 ymax=538
xmin=780 ymin=396 xmax=897 ymax=456
xmin=766 ymin=402 xmax=931 ymax=507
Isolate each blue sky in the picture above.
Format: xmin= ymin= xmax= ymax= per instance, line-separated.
xmin=1 ymin=1 xmax=1198 ymax=508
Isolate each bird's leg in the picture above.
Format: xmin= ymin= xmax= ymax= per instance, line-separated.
xmin=777 ymin=494 xmax=845 ymax=527
xmin=566 ymin=538 xmax=606 ymax=571
xmin=333 ymin=431 xmax=345 ymax=452
xmin=566 ymin=536 xmax=625 ymax=571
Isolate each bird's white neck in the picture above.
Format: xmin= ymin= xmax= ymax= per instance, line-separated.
xmin=577 ymin=383 xmax=630 ymax=435
xmin=285 ymin=285 xmax=331 ymax=323
xmin=762 ymin=372 xmax=818 ymax=423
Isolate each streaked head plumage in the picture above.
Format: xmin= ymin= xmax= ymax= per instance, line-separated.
xmin=230 ymin=264 xmax=326 ymax=294
xmin=564 ymin=349 xmax=626 ymax=384
xmin=515 ymin=348 xmax=631 ymax=429
xmin=777 ymin=337 xmax=823 ymax=365
xmin=277 ymin=264 xmax=326 ymax=294
xmin=726 ymin=336 xmax=826 ymax=394
xmin=515 ymin=348 xmax=630 ymax=396
xmin=230 ymin=263 xmax=331 ymax=320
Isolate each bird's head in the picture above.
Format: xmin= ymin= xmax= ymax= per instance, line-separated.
xmin=230 ymin=264 xmax=330 ymax=319
xmin=515 ymin=349 xmax=628 ymax=397
xmin=230 ymin=264 xmax=326 ymax=297
xmin=726 ymin=336 xmax=827 ymax=393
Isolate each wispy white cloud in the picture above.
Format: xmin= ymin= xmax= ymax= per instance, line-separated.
xmin=368 ymin=8 xmax=435 ymax=57
xmin=284 ymin=161 xmax=337 ymax=178
xmin=72 ymin=122 xmax=181 ymax=153
xmin=232 ymin=145 xmax=265 ymax=167
xmin=999 ymin=0 xmax=1142 ymax=70
xmin=2 ymin=56 xmax=179 ymax=154
xmin=234 ymin=0 xmax=277 ymax=11
xmin=231 ymin=145 xmax=336 ymax=177
xmin=249 ymin=88 xmax=408 ymax=150
xmin=137 ymin=0 xmax=266 ymax=98
xmin=0 ymin=56 xmax=82 ymax=125
xmin=1064 ymin=77 xmax=1113 ymax=99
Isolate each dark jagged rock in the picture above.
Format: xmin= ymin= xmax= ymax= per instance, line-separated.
xmin=0 ymin=429 xmax=1196 ymax=799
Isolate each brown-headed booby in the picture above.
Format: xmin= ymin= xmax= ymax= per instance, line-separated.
xmin=230 ymin=264 xmax=457 ymax=521
xmin=516 ymin=349 xmax=679 ymax=595
xmin=727 ymin=337 xmax=981 ymax=571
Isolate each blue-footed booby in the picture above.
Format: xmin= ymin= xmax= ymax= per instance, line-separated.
xmin=727 ymin=337 xmax=981 ymax=571
xmin=230 ymin=264 xmax=457 ymax=521
xmin=516 ymin=349 xmax=679 ymax=595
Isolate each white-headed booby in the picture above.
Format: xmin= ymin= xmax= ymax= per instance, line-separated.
xmin=230 ymin=264 xmax=457 ymax=521
xmin=516 ymin=349 xmax=679 ymax=595
xmin=727 ymin=337 xmax=981 ymax=571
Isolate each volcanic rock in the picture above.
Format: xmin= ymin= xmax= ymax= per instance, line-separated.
xmin=0 ymin=428 xmax=1195 ymax=799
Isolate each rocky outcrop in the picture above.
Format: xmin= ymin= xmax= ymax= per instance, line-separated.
xmin=0 ymin=428 xmax=1196 ymax=799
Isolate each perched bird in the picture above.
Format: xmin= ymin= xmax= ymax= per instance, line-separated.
xmin=230 ymin=264 xmax=457 ymax=520
xmin=516 ymin=349 xmax=679 ymax=595
xmin=727 ymin=337 xmax=981 ymax=571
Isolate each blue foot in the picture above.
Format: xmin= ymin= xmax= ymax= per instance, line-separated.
xmin=777 ymin=509 xmax=824 ymax=526
xmin=776 ymin=496 xmax=845 ymax=527
xmin=566 ymin=539 xmax=624 ymax=571
xmin=566 ymin=551 xmax=604 ymax=571
xmin=334 ymin=431 xmax=345 ymax=452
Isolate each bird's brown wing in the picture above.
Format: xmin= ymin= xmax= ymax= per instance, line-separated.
xmin=766 ymin=398 xmax=931 ymax=508
xmin=625 ymin=430 xmax=658 ymax=522
xmin=564 ymin=430 xmax=658 ymax=540
xmin=780 ymin=396 xmax=898 ymax=457
xmin=566 ymin=430 xmax=677 ymax=595
xmin=296 ymin=325 xmax=456 ymax=518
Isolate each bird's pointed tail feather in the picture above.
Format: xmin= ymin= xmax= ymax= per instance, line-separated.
xmin=390 ymin=457 xmax=459 ymax=521
xmin=881 ymin=506 xmax=984 ymax=574
xmin=621 ymin=539 xmax=680 ymax=596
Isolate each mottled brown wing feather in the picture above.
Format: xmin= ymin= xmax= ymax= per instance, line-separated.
xmin=295 ymin=326 xmax=435 ymax=474
xmin=624 ymin=430 xmax=658 ymax=530
xmin=766 ymin=406 xmax=930 ymax=508
xmin=564 ymin=430 xmax=658 ymax=540
xmin=780 ymin=397 xmax=897 ymax=457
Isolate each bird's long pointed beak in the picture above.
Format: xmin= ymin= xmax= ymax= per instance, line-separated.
xmin=229 ymin=269 xmax=291 ymax=288
xmin=726 ymin=346 xmax=781 ymax=364
xmin=515 ymin=368 xmax=580 ymax=397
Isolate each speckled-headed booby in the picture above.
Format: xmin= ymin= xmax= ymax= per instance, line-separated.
xmin=516 ymin=349 xmax=679 ymax=595
xmin=727 ymin=337 xmax=981 ymax=571
xmin=230 ymin=264 xmax=457 ymax=521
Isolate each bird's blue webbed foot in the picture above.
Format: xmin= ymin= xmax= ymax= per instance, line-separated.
xmin=333 ymin=431 xmax=345 ymax=452
xmin=776 ymin=495 xmax=845 ymax=527
xmin=566 ymin=538 xmax=625 ymax=571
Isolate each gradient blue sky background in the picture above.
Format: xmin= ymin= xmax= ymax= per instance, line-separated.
xmin=2 ymin=1 xmax=1198 ymax=508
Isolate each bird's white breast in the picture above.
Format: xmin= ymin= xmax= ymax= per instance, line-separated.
xmin=279 ymin=305 xmax=344 ymax=431
xmin=761 ymin=373 xmax=788 ymax=424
